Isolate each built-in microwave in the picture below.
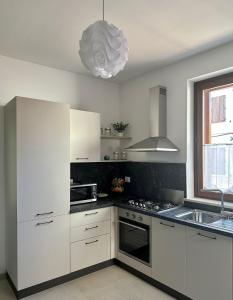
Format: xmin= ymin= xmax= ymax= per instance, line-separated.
xmin=70 ymin=183 xmax=97 ymax=205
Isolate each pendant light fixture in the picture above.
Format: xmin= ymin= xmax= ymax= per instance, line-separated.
xmin=79 ymin=0 xmax=128 ymax=79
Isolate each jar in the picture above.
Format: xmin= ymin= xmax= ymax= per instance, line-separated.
xmin=113 ymin=151 xmax=119 ymax=160
xmin=121 ymin=151 xmax=127 ymax=160
xmin=105 ymin=127 xmax=111 ymax=136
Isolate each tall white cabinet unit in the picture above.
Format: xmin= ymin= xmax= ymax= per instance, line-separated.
xmin=70 ymin=109 xmax=100 ymax=162
xmin=5 ymin=97 xmax=70 ymax=291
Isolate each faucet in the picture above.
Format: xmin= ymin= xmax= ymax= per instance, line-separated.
xmin=201 ymin=188 xmax=225 ymax=214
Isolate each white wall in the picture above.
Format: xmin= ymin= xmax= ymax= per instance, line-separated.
xmin=120 ymin=41 xmax=233 ymax=163
xmin=0 ymin=55 xmax=120 ymax=273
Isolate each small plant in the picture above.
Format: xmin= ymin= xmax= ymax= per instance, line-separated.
xmin=112 ymin=121 xmax=129 ymax=133
xmin=111 ymin=178 xmax=125 ymax=193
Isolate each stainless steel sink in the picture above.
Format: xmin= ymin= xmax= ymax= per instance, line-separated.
xmin=175 ymin=209 xmax=222 ymax=224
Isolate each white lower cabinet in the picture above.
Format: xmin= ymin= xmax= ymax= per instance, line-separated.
xmin=18 ymin=215 xmax=70 ymax=290
xmin=186 ymin=227 xmax=232 ymax=300
xmin=152 ymin=218 xmax=186 ymax=294
xmin=71 ymin=234 xmax=110 ymax=272
xmin=70 ymin=207 xmax=111 ymax=273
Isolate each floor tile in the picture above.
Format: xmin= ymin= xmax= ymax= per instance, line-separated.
xmin=0 ymin=266 xmax=177 ymax=300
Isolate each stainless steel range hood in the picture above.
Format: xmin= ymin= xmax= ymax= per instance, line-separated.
xmin=125 ymin=86 xmax=179 ymax=152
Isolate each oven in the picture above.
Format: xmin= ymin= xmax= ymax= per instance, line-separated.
xmin=118 ymin=208 xmax=151 ymax=267
xmin=70 ymin=183 xmax=97 ymax=205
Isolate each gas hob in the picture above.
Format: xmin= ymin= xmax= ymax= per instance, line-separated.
xmin=127 ymin=198 xmax=176 ymax=212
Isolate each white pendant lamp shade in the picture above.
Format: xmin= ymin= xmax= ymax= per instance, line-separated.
xmin=79 ymin=20 xmax=128 ymax=78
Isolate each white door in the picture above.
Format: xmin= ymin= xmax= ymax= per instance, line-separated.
xmin=186 ymin=227 xmax=232 ymax=300
xmin=18 ymin=215 xmax=70 ymax=290
xmin=17 ymin=98 xmax=70 ymax=222
xmin=152 ymin=218 xmax=186 ymax=293
xmin=70 ymin=109 xmax=100 ymax=162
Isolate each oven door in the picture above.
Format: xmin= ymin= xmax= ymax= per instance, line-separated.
xmin=118 ymin=217 xmax=150 ymax=266
xmin=70 ymin=184 xmax=97 ymax=205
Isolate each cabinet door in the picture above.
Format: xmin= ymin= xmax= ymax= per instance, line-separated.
xmin=186 ymin=227 xmax=232 ymax=300
xmin=18 ymin=215 xmax=70 ymax=290
xmin=17 ymin=98 xmax=70 ymax=222
xmin=71 ymin=234 xmax=110 ymax=272
xmin=152 ymin=218 xmax=186 ymax=294
xmin=70 ymin=109 xmax=100 ymax=162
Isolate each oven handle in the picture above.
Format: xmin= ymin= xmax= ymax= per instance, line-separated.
xmin=118 ymin=220 xmax=147 ymax=232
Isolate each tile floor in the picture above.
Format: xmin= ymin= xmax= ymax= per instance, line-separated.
xmin=0 ymin=266 xmax=176 ymax=300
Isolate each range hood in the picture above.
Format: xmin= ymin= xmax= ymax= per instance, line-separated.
xmin=125 ymin=86 xmax=179 ymax=152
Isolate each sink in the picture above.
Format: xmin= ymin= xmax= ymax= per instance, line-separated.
xmin=175 ymin=209 xmax=222 ymax=224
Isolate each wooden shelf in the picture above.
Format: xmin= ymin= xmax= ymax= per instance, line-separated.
xmin=101 ymin=135 xmax=132 ymax=140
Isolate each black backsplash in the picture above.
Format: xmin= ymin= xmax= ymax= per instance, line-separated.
xmin=70 ymin=161 xmax=186 ymax=198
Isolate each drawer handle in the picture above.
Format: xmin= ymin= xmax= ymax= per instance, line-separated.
xmin=36 ymin=211 xmax=53 ymax=217
xmin=85 ymin=212 xmax=98 ymax=216
xmin=197 ymin=232 xmax=216 ymax=240
xmin=76 ymin=158 xmax=88 ymax=160
xmin=85 ymin=239 xmax=98 ymax=245
xmin=36 ymin=220 xmax=53 ymax=226
xmin=160 ymin=222 xmax=175 ymax=228
xmin=85 ymin=225 xmax=99 ymax=231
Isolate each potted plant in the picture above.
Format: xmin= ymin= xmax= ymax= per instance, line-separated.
xmin=112 ymin=121 xmax=129 ymax=137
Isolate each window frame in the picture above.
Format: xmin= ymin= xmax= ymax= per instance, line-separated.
xmin=194 ymin=72 xmax=233 ymax=201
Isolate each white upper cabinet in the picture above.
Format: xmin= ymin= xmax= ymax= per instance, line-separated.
xmin=70 ymin=109 xmax=100 ymax=162
xmin=186 ymin=227 xmax=232 ymax=300
xmin=9 ymin=97 xmax=70 ymax=222
xmin=152 ymin=218 xmax=186 ymax=294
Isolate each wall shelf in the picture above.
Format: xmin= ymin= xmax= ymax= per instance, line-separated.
xmin=101 ymin=135 xmax=132 ymax=140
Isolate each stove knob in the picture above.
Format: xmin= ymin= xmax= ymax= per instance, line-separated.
xmin=131 ymin=200 xmax=135 ymax=205
xmin=135 ymin=202 xmax=139 ymax=206
xmin=139 ymin=203 xmax=143 ymax=207
xmin=132 ymin=214 xmax=136 ymax=219
xmin=138 ymin=216 xmax=143 ymax=221
xmin=142 ymin=204 xmax=146 ymax=208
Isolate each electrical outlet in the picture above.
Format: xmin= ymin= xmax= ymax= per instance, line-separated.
xmin=125 ymin=176 xmax=131 ymax=183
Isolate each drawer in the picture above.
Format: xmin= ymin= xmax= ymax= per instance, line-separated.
xmin=71 ymin=207 xmax=111 ymax=227
xmin=71 ymin=221 xmax=110 ymax=242
xmin=71 ymin=234 xmax=110 ymax=272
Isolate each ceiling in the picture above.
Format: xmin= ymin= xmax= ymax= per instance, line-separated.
xmin=0 ymin=0 xmax=233 ymax=83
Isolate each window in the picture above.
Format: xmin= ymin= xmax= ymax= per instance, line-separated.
xmin=194 ymin=72 xmax=233 ymax=201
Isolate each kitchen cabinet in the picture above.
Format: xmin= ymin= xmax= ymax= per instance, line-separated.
xmin=152 ymin=218 xmax=186 ymax=294
xmin=5 ymin=97 xmax=70 ymax=290
xmin=70 ymin=207 xmax=111 ymax=272
xmin=70 ymin=109 xmax=100 ymax=162
xmin=71 ymin=234 xmax=110 ymax=272
xmin=18 ymin=215 xmax=70 ymax=290
xmin=9 ymin=97 xmax=70 ymax=222
xmin=186 ymin=227 xmax=232 ymax=300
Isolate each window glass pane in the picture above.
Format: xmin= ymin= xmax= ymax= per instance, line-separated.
xmin=203 ymin=85 xmax=233 ymax=191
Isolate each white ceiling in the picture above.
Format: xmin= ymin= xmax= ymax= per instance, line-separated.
xmin=0 ymin=0 xmax=233 ymax=83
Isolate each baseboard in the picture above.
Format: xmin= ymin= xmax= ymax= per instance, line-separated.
xmin=115 ymin=259 xmax=191 ymax=300
xmin=0 ymin=273 xmax=6 ymax=280
xmin=7 ymin=259 xmax=114 ymax=299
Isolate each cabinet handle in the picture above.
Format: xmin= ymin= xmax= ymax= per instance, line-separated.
xmin=85 ymin=212 xmax=98 ymax=216
xmin=36 ymin=220 xmax=53 ymax=226
xmin=85 ymin=225 xmax=99 ymax=231
xmin=76 ymin=158 xmax=88 ymax=160
xmin=36 ymin=211 xmax=53 ymax=217
xmin=85 ymin=239 xmax=98 ymax=245
xmin=160 ymin=222 xmax=175 ymax=228
xmin=197 ymin=232 xmax=216 ymax=240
